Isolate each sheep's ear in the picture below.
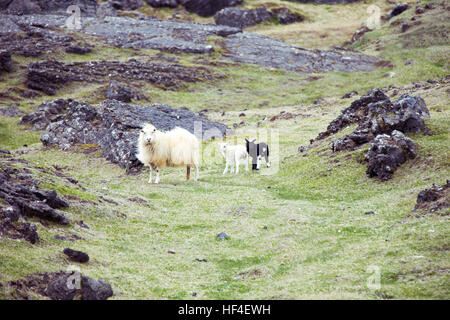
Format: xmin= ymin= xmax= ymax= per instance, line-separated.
xmin=245 ymin=138 xmax=248 ymax=143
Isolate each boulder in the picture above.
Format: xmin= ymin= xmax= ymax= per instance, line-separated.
xmin=40 ymin=99 xmax=228 ymax=170
xmin=20 ymin=99 xmax=74 ymax=130
xmin=63 ymin=248 xmax=90 ymax=263
xmin=0 ymin=167 xmax=70 ymax=225
xmin=145 ymin=0 xmax=179 ymax=8
xmin=414 ymin=180 xmax=449 ymax=212
xmin=109 ymin=0 xmax=143 ymax=10
xmin=2 ymin=0 xmax=98 ymax=15
xmin=285 ymin=0 xmax=361 ymax=3
xmin=3 ymin=0 xmax=41 ymax=14
xmin=96 ymin=1 xmax=117 ymax=17
xmin=105 ymin=80 xmax=135 ymax=103
xmin=81 ymin=276 xmax=114 ymax=300
xmin=65 ymin=45 xmax=93 ymax=55
xmin=46 ymin=273 xmax=77 ymax=300
xmin=320 ymin=90 xmax=429 ymax=152
xmin=183 ymin=0 xmax=243 ymax=17
xmin=388 ymin=3 xmax=409 ymax=19
xmin=271 ymin=7 xmax=304 ymax=24
xmin=46 ymin=273 xmax=113 ymax=300
xmin=0 ymin=0 xmax=13 ymax=10
xmin=214 ymin=7 xmax=272 ymax=29
xmin=365 ymin=130 xmax=417 ymax=180
xmin=0 ymin=50 xmax=13 ymax=74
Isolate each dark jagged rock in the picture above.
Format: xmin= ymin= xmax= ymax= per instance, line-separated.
xmin=365 ymin=130 xmax=417 ymax=180
xmin=81 ymin=276 xmax=114 ymax=300
xmin=214 ymin=7 xmax=272 ymax=29
xmin=0 ymin=23 xmax=74 ymax=57
xmin=105 ymin=80 xmax=135 ymax=103
xmin=65 ymin=45 xmax=92 ymax=55
xmin=341 ymin=90 xmax=358 ymax=99
xmin=0 ymin=50 xmax=13 ymax=74
xmin=63 ymin=248 xmax=90 ymax=263
xmin=183 ymin=0 xmax=243 ymax=17
xmin=46 ymin=273 xmax=77 ymax=300
xmin=46 ymin=272 xmax=113 ymax=300
xmin=0 ymin=209 xmax=39 ymax=244
xmin=96 ymin=1 xmax=118 ymax=17
xmin=145 ymin=0 xmax=179 ymax=8
xmin=388 ymin=3 xmax=409 ymax=19
xmin=318 ymin=89 xmax=390 ymax=140
xmin=0 ymin=0 xmax=13 ymax=10
xmin=40 ymin=99 xmax=228 ymax=170
xmin=285 ymin=0 xmax=361 ymax=3
xmin=414 ymin=180 xmax=449 ymax=213
xmin=271 ymin=7 xmax=304 ymax=24
xmin=20 ymin=99 xmax=74 ymax=130
xmin=318 ymin=90 xmax=429 ymax=153
xmin=1 ymin=0 xmax=98 ymax=15
xmin=0 ymin=167 xmax=70 ymax=228
xmin=109 ymin=0 xmax=143 ymax=11
xmin=25 ymin=59 xmax=219 ymax=95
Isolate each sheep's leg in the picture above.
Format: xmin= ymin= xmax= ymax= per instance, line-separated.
xmin=230 ymin=160 xmax=234 ymax=174
xmin=265 ymin=154 xmax=270 ymax=168
xmin=257 ymin=155 xmax=261 ymax=170
xmin=154 ymin=167 xmax=160 ymax=184
xmin=245 ymin=154 xmax=249 ymax=172
xmin=194 ymin=163 xmax=199 ymax=181
xmin=186 ymin=165 xmax=191 ymax=181
xmin=148 ymin=165 xmax=153 ymax=184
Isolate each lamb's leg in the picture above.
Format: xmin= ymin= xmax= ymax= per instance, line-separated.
xmin=245 ymin=154 xmax=249 ymax=172
xmin=265 ymin=154 xmax=270 ymax=168
xmin=235 ymin=153 xmax=240 ymax=174
xmin=148 ymin=165 xmax=153 ymax=184
xmin=186 ymin=165 xmax=191 ymax=181
xmin=230 ymin=160 xmax=234 ymax=174
xmin=256 ymin=155 xmax=261 ymax=170
xmin=155 ymin=167 xmax=160 ymax=184
xmin=223 ymin=161 xmax=228 ymax=175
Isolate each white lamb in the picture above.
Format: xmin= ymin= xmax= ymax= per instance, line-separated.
xmin=136 ymin=123 xmax=200 ymax=184
xmin=219 ymin=142 xmax=249 ymax=175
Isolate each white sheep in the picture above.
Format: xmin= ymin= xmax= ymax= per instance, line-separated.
xmin=219 ymin=142 xmax=249 ymax=175
xmin=136 ymin=124 xmax=200 ymax=184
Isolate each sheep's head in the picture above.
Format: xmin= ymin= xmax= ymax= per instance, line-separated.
xmin=140 ymin=124 xmax=157 ymax=145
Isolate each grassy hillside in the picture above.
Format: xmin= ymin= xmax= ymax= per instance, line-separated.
xmin=0 ymin=0 xmax=448 ymax=299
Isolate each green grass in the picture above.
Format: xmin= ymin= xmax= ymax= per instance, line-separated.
xmin=0 ymin=0 xmax=449 ymax=300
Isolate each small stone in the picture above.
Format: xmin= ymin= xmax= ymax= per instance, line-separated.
xmin=217 ymin=232 xmax=229 ymax=240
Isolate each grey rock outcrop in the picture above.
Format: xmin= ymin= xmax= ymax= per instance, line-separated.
xmin=40 ymin=100 xmax=228 ymax=171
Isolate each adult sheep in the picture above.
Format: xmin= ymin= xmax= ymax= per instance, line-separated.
xmin=136 ymin=124 xmax=200 ymax=184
